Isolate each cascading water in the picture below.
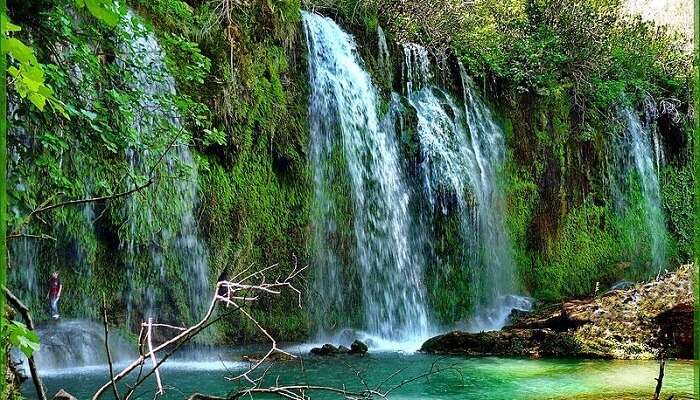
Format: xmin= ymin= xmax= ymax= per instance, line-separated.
xmin=612 ymin=104 xmax=667 ymax=273
xmin=117 ymin=11 xmax=210 ymax=328
xmin=9 ymin=238 xmax=39 ymax=309
xmin=377 ymin=25 xmax=392 ymax=84
xmin=303 ymin=11 xmax=430 ymax=342
xmin=402 ymin=44 xmax=528 ymax=331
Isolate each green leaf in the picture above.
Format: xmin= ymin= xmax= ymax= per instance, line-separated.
xmin=2 ymin=16 xmax=21 ymax=33
xmin=7 ymin=321 xmax=40 ymax=358
xmin=28 ymin=92 xmax=47 ymax=110
xmin=79 ymin=0 xmax=122 ymax=27
xmin=4 ymin=37 xmax=37 ymax=63
xmin=7 ymin=65 xmax=19 ymax=78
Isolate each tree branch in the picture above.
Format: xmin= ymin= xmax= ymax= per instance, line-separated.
xmin=102 ymin=293 xmax=121 ymax=400
xmin=92 ymin=263 xmax=307 ymax=400
xmin=3 ymin=286 xmax=48 ymax=400
xmin=6 ymin=233 xmax=57 ymax=242
xmin=653 ymin=358 xmax=665 ymax=400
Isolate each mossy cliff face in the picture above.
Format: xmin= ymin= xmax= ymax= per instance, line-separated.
xmin=7 ymin=0 xmax=311 ymax=342
xmin=6 ymin=0 xmax=693 ymax=342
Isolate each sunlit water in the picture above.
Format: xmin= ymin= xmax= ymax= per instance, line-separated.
xmin=23 ymin=351 xmax=693 ymax=400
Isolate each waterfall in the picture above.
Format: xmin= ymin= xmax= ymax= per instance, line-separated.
xmin=402 ymin=44 xmax=528 ymax=331
xmin=303 ymin=11 xmax=430 ymax=341
xmin=613 ymin=104 xmax=667 ymax=273
xmin=376 ymin=25 xmax=392 ymax=84
xmin=117 ymin=11 xmax=210 ymax=329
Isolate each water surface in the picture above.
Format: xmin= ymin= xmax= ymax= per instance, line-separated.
xmin=23 ymin=352 xmax=693 ymax=400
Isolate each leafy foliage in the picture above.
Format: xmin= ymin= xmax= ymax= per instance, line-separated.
xmin=75 ymin=0 xmax=124 ymax=27
xmin=3 ymin=16 xmax=67 ymax=116
xmin=2 ymin=318 xmax=40 ymax=357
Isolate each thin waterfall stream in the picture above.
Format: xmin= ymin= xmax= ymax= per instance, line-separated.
xmin=117 ymin=11 xmax=210 ymax=329
xmin=402 ymin=44 xmax=530 ymax=331
xmin=612 ymin=104 xmax=668 ymax=274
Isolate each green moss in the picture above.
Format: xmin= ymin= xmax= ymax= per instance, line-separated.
xmin=531 ymin=201 xmax=621 ymax=301
xmin=661 ymin=163 xmax=694 ymax=263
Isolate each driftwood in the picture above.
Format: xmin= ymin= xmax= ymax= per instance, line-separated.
xmin=3 ymin=286 xmax=48 ymax=400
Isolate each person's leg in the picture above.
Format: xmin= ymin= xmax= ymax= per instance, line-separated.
xmin=50 ymin=297 xmax=58 ymax=318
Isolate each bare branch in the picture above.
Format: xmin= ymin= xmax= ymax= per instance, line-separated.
xmin=102 ymin=293 xmax=122 ymax=400
xmin=3 ymin=286 xmax=48 ymax=400
xmin=10 ymin=125 xmax=186 ymax=238
xmin=146 ymin=318 xmax=165 ymax=396
xmin=6 ymin=233 xmax=57 ymax=242
xmin=92 ymin=263 xmax=307 ymax=400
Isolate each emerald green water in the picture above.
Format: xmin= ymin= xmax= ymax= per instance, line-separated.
xmin=22 ymin=351 xmax=694 ymax=399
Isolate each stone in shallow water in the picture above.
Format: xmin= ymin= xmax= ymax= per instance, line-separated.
xmin=420 ymin=329 xmax=578 ymax=358
xmin=349 ymin=339 xmax=368 ymax=355
xmin=310 ymin=344 xmax=340 ymax=356
xmin=310 ymin=340 xmax=369 ymax=356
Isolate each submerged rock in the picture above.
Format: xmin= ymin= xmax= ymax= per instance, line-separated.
xmin=422 ymin=264 xmax=694 ymax=359
xmin=242 ymin=351 xmax=295 ymax=363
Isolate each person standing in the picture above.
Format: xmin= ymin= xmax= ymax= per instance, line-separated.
xmin=47 ymin=271 xmax=62 ymax=320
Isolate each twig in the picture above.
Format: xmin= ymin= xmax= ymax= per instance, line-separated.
xmin=146 ymin=318 xmax=164 ymax=396
xmin=3 ymin=286 xmax=48 ymax=400
xmin=102 ymin=293 xmax=122 ymax=400
xmin=653 ymin=358 xmax=665 ymax=400
xmin=6 ymin=233 xmax=57 ymax=241
xmin=93 ymin=263 xmax=307 ymax=400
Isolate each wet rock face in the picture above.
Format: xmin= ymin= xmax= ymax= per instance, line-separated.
xmin=654 ymin=302 xmax=693 ymax=359
xmin=421 ymin=264 xmax=694 ymax=359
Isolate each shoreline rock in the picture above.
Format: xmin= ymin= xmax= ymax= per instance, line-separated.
xmin=421 ymin=264 xmax=694 ymax=359
xmin=310 ymin=339 xmax=368 ymax=356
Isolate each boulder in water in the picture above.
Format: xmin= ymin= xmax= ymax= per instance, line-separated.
xmin=53 ymin=389 xmax=78 ymax=400
xmin=421 ymin=329 xmax=578 ymax=358
xmin=310 ymin=344 xmax=341 ymax=356
xmin=349 ymin=340 xmax=368 ymax=355
xmin=310 ymin=340 xmax=369 ymax=356
xmin=22 ymin=319 xmax=135 ymax=372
